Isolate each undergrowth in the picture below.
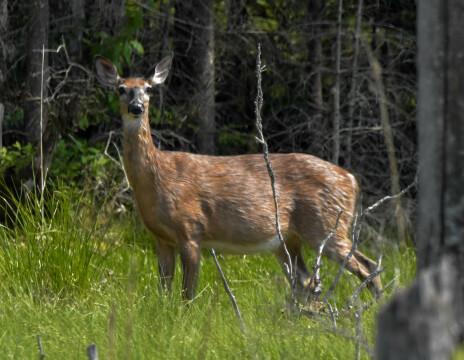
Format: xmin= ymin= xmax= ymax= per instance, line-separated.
xmin=0 ymin=186 xmax=416 ymax=359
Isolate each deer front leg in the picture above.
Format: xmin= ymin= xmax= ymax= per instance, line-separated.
xmin=156 ymin=240 xmax=176 ymax=293
xmin=179 ymin=240 xmax=201 ymax=300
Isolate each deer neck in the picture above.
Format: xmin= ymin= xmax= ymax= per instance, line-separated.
xmin=121 ymin=111 xmax=160 ymax=189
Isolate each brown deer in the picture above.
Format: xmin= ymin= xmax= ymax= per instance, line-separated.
xmin=95 ymin=55 xmax=382 ymax=301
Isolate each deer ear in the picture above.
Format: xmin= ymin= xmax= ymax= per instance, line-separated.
xmin=150 ymin=54 xmax=173 ymax=85
xmin=95 ymin=56 xmax=120 ymax=88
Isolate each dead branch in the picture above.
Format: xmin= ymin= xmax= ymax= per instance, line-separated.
xmin=210 ymin=249 xmax=246 ymax=333
xmin=306 ymin=209 xmax=343 ymax=301
xmin=324 ymin=179 xmax=415 ymax=302
xmin=254 ymin=43 xmax=294 ymax=283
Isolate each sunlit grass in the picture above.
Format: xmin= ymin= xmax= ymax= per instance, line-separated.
xmin=0 ymin=187 xmax=416 ymax=359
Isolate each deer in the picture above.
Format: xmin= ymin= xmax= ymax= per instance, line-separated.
xmin=95 ymin=55 xmax=382 ymax=301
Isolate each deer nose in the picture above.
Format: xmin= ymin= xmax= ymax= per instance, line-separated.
xmin=128 ymin=102 xmax=144 ymax=115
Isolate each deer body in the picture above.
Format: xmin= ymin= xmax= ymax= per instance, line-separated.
xmin=96 ymin=55 xmax=382 ymax=300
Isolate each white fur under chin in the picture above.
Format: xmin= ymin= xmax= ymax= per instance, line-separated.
xmin=122 ymin=114 xmax=144 ymax=133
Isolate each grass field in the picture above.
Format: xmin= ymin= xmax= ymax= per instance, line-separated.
xmin=0 ymin=187 xmax=416 ymax=359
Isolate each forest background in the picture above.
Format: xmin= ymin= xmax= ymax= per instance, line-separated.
xmin=0 ymin=1 xmax=419 ymax=359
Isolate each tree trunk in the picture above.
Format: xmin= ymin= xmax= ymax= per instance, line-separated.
xmin=306 ymin=0 xmax=324 ymax=122
xmin=0 ymin=0 xmax=7 ymax=82
xmin=71 ymin=0 xmax=85 ymax=59
xmin=173 ymin=0 xmax=216 ymax=154
xmin=24 ymin=0 xmax=49 ymax=180
xmin=376 ymin=0 xmax=464 ymax=358
xmin=369 ymin=56 xmax=408 ymax=243
xmin=0 ymin=0 xmax=7 ymax=149
xmin=345 ymin=0 xmax=363 ymax=168
xmin=222 ymin=0 xmax=249 ymax=136
xmin=332 ymin=0 xmax=343 ymax=165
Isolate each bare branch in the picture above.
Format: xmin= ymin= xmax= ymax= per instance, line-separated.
xmin=210 ymin=249 xmax=246 ymax=333
xmin=323 ymin=209 xmax=362 ymax=303
xmin=354 ymin=301 xmax=362 ymax=360
xmin=254 ymin=43 xmax=293 ymax=285
xmin=324 ymin=179 xmax=415 ymax=302
xmin=347 ymin=267 xmax=384 ymax=309
xmin=306 ymin=209 xmax=343 ymax=300
xmin=363 ymin=178 xmax=416 ymax=216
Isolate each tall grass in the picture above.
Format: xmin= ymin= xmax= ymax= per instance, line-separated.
xmin=0 ymin=188 xmax=106 ymax=300
xmin=0 ymin=186 xmax=416 ymax=359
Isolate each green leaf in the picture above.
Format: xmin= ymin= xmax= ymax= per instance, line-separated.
xmin=130 ymin=40 xmax=144 ymax=56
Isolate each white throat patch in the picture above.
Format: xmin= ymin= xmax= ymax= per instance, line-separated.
xmin=122 ymin=114 xmax=144 ymax=132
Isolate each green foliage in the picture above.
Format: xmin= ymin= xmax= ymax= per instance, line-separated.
xmin=89 ymin=0 xmax=146 ymax=69
xmin=49 ymin=137 xmax=116 ymax=186
xmin=0 ymin=142 xmax=33 ymax=176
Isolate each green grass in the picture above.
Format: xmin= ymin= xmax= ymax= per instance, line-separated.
xmin=0 ymin=187 xmax=416 ymax=359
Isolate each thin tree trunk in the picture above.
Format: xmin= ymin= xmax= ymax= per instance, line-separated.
xmin=346 ymin=0 xmax=363 ymax=168
xmin=71 ymin=0 xmax=85 ymax=59
xmin=197 ymin=0 xmax=215 ymax=154
xmin=222 ymin=0 xmax=249 ymax=133
xmin=24 ymin=0 xmax=49 ymax=150
xmin=332 ymin=0 xmax=343 ymax=165
xmin=307 ymin=0 xmax=324 ymax=119
xmin=0 ymin=0 xmax=6 ymax=149
xmin=367 ymin=49 xmax=408 ymax=243
xmin=173 ymin=0 xmax=216 ymax=154
xmin=0 ymin=0 xmax=7 ymax=79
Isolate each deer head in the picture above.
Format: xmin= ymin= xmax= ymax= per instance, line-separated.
xmin=95 ymin=55 xmax=172 ymax=125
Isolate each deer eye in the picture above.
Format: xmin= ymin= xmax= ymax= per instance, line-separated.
xmin=118 ymin=86 xmax=126 ymax=95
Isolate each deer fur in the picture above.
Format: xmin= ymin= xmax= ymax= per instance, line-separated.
xmin=95 ymin=55 xmax=382 ymax=300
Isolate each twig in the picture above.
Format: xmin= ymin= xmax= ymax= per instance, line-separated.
xmin=354 ymin=300 xmax=362 ymax=360
xmin=363 ymin=178 xmax=416 ymax=216
xmin=103 ymin=131 xmax=130 ymax=192
xmin=347 ymin=267 xmax=384 ymax=309
xmin=324 ymin=179 xmax=415 ymax=302
xmin=323 ymin=209 xmax=362 ymax=303
xmin=254 ymin=43 xmax=293 ymax=284
xmin=349 ymin=275 xmax=398 ymax=317
xmin=103 ymin=131 xmax=121 ymax=167
xmin=210 ymin=249 xmax=246 ymax=333
xmin=39 ymin=43 xmax=45 ymax=223
xmin=306 ymin=209 xmax=343 ymax=300
xmin=326 ymin=301 xmax=338 ymax=330
xmin=37 ymin=335 xmax=45 ymax=360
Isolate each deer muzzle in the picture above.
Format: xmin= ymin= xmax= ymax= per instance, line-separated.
xmin=128 ymin=101 xmax=144 ymax=115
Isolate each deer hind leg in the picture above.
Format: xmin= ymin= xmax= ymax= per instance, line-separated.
xmin=156 ymin=240 xmax=176 ymax=293
xmin=179 ymin=240 xmax=201 ymax=301
xmin=325 ymin=237 xmax=383 ymax=298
